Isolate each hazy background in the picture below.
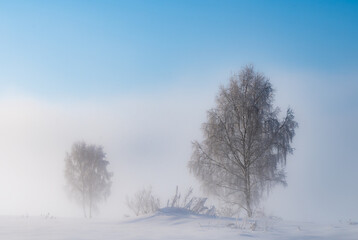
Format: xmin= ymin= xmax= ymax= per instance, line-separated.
xmin=0 ymin=1 xmax=357 ymax=222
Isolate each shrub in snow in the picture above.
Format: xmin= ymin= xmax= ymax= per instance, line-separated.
xmin=250 ymin=221 xmax=257 ymax=231
xmin=167 ymin=186 xmax=216 ymax=216
xmin=216 ymin=203 xmax=241 ymax=218
xmin=126 ymin=187 xmax=160 ymax=216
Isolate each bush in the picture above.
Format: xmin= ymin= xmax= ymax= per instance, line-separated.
xmin=126 ymin=187 xmax=160 ymax=216
xmin=167 ymin=186 xmax=216 ymax=216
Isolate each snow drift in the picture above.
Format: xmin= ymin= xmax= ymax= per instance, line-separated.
xmin=1 ymin=208 xmax=357 ymax=239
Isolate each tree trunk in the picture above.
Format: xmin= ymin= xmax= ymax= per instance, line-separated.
xmin=89 ymin=199 xmax=92 ymax=218
xmin=89 ymin=190 xmax=92 ymax=218
xmin=82 ymin=194 xmax=87 ymax=218
xmin=245 ymin=168 xmax=253 ymax=218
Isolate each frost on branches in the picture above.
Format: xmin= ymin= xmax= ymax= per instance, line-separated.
xmin=189 ymin=66 xmax=298 ymax=217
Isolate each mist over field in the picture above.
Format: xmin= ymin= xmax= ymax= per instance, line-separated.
xmin=0 ymin=69 xmax=357 ymax=222
xmin=0 ymin=1 xmax=357 ymax=239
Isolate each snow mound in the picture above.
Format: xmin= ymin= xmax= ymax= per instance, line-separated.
xmin=157 ymin=207 xmax=208 ymax=217
xmin=123 ymin=207 xmax=215 ymax=226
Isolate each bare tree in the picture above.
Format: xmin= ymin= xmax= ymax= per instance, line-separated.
xmin=188 ymin=66 xmax=298 ymax=217
xmin=126 ymin=186 xmax=160 ymax=216
xmin=65 ymin=141 xmax=112 ymax=218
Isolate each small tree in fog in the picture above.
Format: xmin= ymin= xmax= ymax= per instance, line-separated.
xmin=126 ymin=187 xmax=160 ymax=216
xmin=65 ymin=141 xmax=112 ymax=218
xmin=188 ymin=66 xmax=298 ymax=217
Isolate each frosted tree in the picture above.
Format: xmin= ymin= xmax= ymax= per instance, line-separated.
xmin=65 ymin=141 xmax=112 ymax=218
xmin=188 ymin=66 xmax=298 ymax=217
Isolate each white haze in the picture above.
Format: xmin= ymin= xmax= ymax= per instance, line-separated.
xmin=0 ymin=88 xmax=215 ymax=218
xmin=0 ymin=68 xmax=357 ymax=222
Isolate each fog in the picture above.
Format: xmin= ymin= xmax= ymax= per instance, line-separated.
xmin=0 ymin=69 xmax=357 ymax=223
xmin=264 ymin=69 xmax=358 ymax=223
xmin=0 ymin=88 xmax=215 ymax=218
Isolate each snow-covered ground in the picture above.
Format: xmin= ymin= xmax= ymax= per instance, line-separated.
xmin=1 ymin=208 xmax=357 ymax=240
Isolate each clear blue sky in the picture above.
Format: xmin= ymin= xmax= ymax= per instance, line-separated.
xmin=0 ymin=1 xmax=357 ymax=222
xmin=1 ymin=0 xmax=357 ymax=97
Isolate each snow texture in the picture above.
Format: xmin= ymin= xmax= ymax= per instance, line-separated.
xmin=1 ymin=208 xmax=357 ymax=239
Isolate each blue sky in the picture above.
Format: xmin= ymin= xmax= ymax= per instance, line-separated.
xmin=0 ymin=1 xmax=357 ymax=222
xmin=1 ymin=1 xmax=357 ymax=96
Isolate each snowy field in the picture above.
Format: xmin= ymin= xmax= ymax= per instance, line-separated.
xmin=1 ymin=208 xmax=357 ymax=240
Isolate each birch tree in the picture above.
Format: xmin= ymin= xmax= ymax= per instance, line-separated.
xmin=65 ymin=141 xmax=112 ymax=218
xmin=188 ymin=66 xmax=298 ymax=217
